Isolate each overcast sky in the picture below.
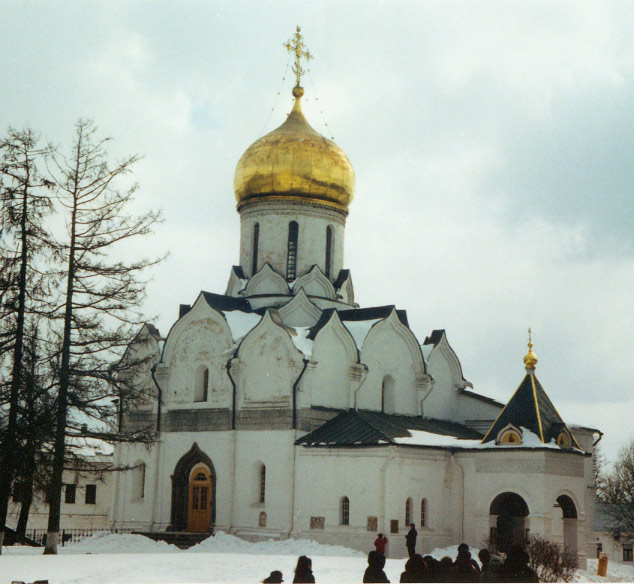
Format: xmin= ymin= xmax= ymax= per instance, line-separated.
xmin=2 ymin=1 xmax=633 ymax=463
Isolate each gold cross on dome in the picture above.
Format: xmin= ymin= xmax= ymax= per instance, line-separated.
xmin=284 ymin=26 xmax=312 ymax=89
xmin=528 ymin=327 xmax=533 ymax=350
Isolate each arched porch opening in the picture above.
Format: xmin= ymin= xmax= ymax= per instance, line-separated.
xmin=553 ymin=494 xmax=578 ymax=555
xmin=489 ymin=492 xmax=530 ymax=553
xmin=169 ymin=443 xmax=216 ymax=532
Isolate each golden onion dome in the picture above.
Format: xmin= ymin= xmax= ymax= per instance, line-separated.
xmin=234 ymin=87 xmax=355 ymax=213
xmin=523 ymin=329 xmax=538 ymax=370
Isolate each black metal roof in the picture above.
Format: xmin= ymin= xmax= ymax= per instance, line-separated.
xmin=296 ymin=409 xmax=483 ymax=448
xmin=338 ymin=306 xmax=409 ymax=327
xmin=231 ymin=265 xmax=246 ymax=279
xmin=460 ymin=388 xmax=504 ymax=408
xmin=481 ymin=372 xmax=581 ymax=448
xmin=308 ymin=306 xmax=409 ymax=341
xmin=201 ymin=291 xmax=252 ymax=313
xmin=332 ymin=269 xmax=350 ymax=290
xmin=423 ymin=329 xmax=445 ymax=346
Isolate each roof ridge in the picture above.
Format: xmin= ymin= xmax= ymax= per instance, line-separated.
xmin=355 ymin=410 xmax=395 ymax=443
xmin=530 ymin=374 xmax=545 ymax=442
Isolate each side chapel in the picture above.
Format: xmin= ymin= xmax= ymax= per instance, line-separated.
xmin=111 ymin=29 xmax=600 ymax=564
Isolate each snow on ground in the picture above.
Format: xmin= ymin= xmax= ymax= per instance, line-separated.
xmin=1 ymin=533 xmax=633 ymax=583
xmin=188 ymin=531 xmax=365 ymax=557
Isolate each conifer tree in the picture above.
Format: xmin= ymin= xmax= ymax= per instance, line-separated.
xmin=44 ymin=120 xmax=161 ymax=554
xmin=12 ymin=321 xmax=56 ymax=542
xmin=0 ymin=128 xmax=53 ymax=552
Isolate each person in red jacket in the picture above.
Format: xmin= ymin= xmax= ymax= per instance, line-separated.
xmin=374 ymin=533 xmax=389 ymax=556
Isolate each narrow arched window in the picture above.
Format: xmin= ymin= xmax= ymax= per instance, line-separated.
xmin=194 ymin=366 xmax=209 ymax=402
xmin=325 ymin=225 xmax=333 ymax=278
xmin=252 ymin=223 xmax=260 ymax=275
xmin=340 ymin=496 xmax=350 ymax=525
xmin=420 ymin=498 xmax=427 ymax=527
xmin=132 ymin=461 xmax=145 ymax=501
xmin=286 ymin=221 xmax=299 ymax=281
xmin=381 ymin=375 xmax=395 ymax=414
xmin=259 ymin=464 xmax=266 ymax=504
xmin=405 ymin=497 xmax=413 ymax=526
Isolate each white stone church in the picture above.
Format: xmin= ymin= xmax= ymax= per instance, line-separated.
xmin=111 ymin=34 xmax=599 ymax=564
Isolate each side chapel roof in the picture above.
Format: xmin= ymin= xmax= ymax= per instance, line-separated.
xmin=296 ymin=409 xmax=482 ymax=448
xmin=480 ymin=337 xmax=582 ymax=449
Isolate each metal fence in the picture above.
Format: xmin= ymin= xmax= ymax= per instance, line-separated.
xmin=24 ymin=527 xmax=136 ymax=547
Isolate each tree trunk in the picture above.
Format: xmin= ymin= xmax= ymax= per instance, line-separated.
xmin=0 ymin=173 xmax=30 ymax=554
xmin=15 ymin=491 xmax=33 ymax=542
xmin=16 ymin=421 xmax=37 ymax=542
xmin=44 ymin=159 xmax=78 ymax=555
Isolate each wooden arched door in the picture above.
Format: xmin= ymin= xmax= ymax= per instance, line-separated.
xmin=187 ymin=464 xmax=213 ymax=532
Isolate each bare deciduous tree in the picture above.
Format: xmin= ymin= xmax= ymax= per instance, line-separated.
xmin=44 ymin=120 xmax=161 ymax=554
xmin=603 ymin=441 xmax=634 ymax=543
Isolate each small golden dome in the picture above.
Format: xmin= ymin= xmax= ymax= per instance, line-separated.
xmin=523 ymin=329 xmax=538 ymax=370
xmin=234 ymin=91 xmax=355 ymax=213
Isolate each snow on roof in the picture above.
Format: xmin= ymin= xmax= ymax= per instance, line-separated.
xmin=420 ymin=344 xmax=433 ymax=360
xmin=68 ymin=436 xmax=114 ymax=457
xmin=394 ymin=426 xmax=570 ymax=451
xmin=343 ymin=318 xmax=381 ymax=350
xmin=290 ymin=326 xmax=313 ymax=358
xmin=223 ymin=310 xmax=261 ymax=343
xmin=395 ymin=430 xmax=481 ymax=448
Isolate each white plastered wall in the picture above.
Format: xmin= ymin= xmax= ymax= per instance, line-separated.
xmin=8 ymin=463 xmax=114 ymax=531
xmin=292 ymin=447 xmax=457 ymax=557
xmin=357 ymin=317 xmax=424 ymax=416
xmin=457 ymin=449 xmax=589 ymax=569
xmin=235 ymin=312 xmax=304 ymax=407
xmin=114 ymin=431 xmax=296 ymax=535
xmin=162 ymin=299 xmax=233 ymax=408
xmin=305 ymin=315 xmax=358 ymax=410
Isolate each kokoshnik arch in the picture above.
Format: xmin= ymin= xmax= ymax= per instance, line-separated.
xmin=111 ymin=28 xmax=600 ymax=564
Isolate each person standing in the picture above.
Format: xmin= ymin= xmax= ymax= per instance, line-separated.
xmin=375 ymin=533 xmax=389 ymax=557
xmin=292 ymin=555 xmax=315 ymax=584
xmin=363 ymin=550 xmax=390 ymax=583
xmin=405 ymin=523 xmax=418 ymax=558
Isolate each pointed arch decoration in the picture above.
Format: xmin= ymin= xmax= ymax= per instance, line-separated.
xmin=245 ymin=263 xmax=290 ymax=297
xmin=169 ymin=442 xmax=216 ymax=531
xmin=293 ymin=264 xmax=335 ymax=299
xmin=278 ymin=288 xmax=322 ymax=327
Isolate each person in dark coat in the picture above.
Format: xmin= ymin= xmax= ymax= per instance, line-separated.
xmin=262 ymin=571 xmax=284 ymax=583
xmin=405 ymin=524 xmax=418 ymax=558
xmin=499 ymin=545 xmax=538 ymax=583
xmin=457 ymin=544 xmax=481 ymax=574
xmin=421 ymin=556 xmax=439 ymax=583
xmin=478 ymin=549 xmax=499 ymax=583
xmin=436 ymin=556 xmax=457 ymax=583
xmin=454 ymin=548 xmax=481 ymax=583
xmin=292 ymin=555 xmax=315 ymax=584
xmin=375 ymin=533 xmax=389 ymax=556
xmin=400 ymin=553 xmax=426 ymax=583
xmin=363 ymin=550 xmax=390 ymax=583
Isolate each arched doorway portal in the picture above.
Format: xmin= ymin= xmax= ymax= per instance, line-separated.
xmin=554 ymin=494 xmax=578 ymax=555
xmin=169 ymin=443 xmax=216 ymax=532
xmin=490 ymin=492 xmax=530 ymax=553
